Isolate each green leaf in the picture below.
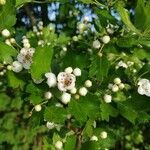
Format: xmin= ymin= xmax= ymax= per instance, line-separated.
xmin=0 ymin=93 xmax=11 ymax=111
xmin=64 ymin=135 xmax=76 ymax=150
xmin=26 ymin=82 xmax=46 ymax=104
xmin=62 ymin=51 xmax=89 ymax=69
xmin=29 ymin=94 xmax=43 ymax=105
xmin=79 ymin=0 xmax=92 ymax=4
xmin=116 ymin=36 xmax=137 ymax=48
xmin=7 ymin=71 xmax=25 ymax=89
xmin=68 ymin=94 xmax=100 ymax=124
xmin=95 ymin=8 xmax=116 ymax=26
xmin=117 ymin=102 xmax=138 ymax=124
xmin=44 ymin=106 xmax=67 ymax=124
xmin=100 ymin=103 xmax=118 ymax=121
xmin=16 ymin=0 xmax=32 ymax=7
xmin=89 ymin=55 xmax=110 ymax=81
xmin=83 ymin=119 xmax=94 ymax=137
xmin=11 ymin=97 xmax=22 ymax=109
xmin=31 ymin=46 xmax=54 ymax=80
xmin=56 ymin=34 xmax=70 ymax=45
xmin=79 ymin=94 xmax=100 ymax=119
xmin=116 ymin=3 xmax=141 ymax=35
xmin=0 ymin=41 xmax=17 ymax=63
xmin=135 ymin=0 xmax=150 ymax=31
xmin=133 ymin=48 xmax=150 ymax=61
xmin=68 ymin=100 xmax=87 ymax=124
xmin=0 ymin=0 xmax=16 ymax=30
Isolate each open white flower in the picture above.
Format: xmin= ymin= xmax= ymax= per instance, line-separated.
xmin=12 ymin=61 xmax=23 ymax=73
xmin=57 ymin=72 xmax=76 ymax=91
xmin=117 ymin=61 xmax=128 ymax=69
xmin=45 ymin=72 xmax=57 ymax=88
xmin=17 ymin=47 xmax=35 ymax=69
xmin=138 ymin=79 xmax=150 ymax=97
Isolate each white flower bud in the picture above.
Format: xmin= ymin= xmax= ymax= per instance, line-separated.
xmin=114 ymin=78 xmax=121 ymax=85
xmin=0 ymin=72 xmax=4 ymax=76
xmin=93 ymin=40 xmax=101 ymax=49
xmin=35 ymin=104 xmax=42 ymax=112
xmin=10 ymin=38 xmax=16 ymax=44
xmin=119 ymin=83 xmax=125 ymax=89
xmin=3 ymin=69 xmax=6 ymax=73
xmin=0 ymin=0 xmax=6 ymax=5
xmin=98 ymin=52 xmax=103 ymax=57
xmin=100 ymin=131 xmax=107 ymax=139
xmin=46 ymin=122 xmax=55 ymax=129
xmin=1 ymin=29 xmax=10 ymax=37
xmin=12 ymin=61 xmax=23 ymax=73
xmin=22 ymin=38 xmax=29 ymax=44
xmin=112 ymin=84 xmax=119 ymax=92
xmin=74 ymin=94 xmax=80 ymax=99
xmin=55 ymin=103 xmax=63 ymax=108
xmin=73 ymin=68 xmax=81 ymax=76
xmin=90 ymin=135 xmax=98 ymax=141
xmin=83 ymin=16 xmax=89 ymax=22
xmin=106 ymin=28 xmax=114 ymax=34
xmin=61 ymin=92 xmax=71 ymax=104
xmin=108 ymin=83 xmax=113 ymax=89
xmin=5 ymin=39 xmax=11 ymax=46
xmin=44 ymin=91 xmax=52 ymax=100
xmin=62 ymin=46 xmax=67 ymax=52
xmin=133 ymin=69 xmax=137 ymax=73
xmin=38 ymin=40 xmax=44 ymax=46
xmin=104 ymin=94 xmax=112 ymax=103
xmin=72 ymin=36 xmax=78 ymax=41
xmin=65 ymin=67 xmax=73 ymax=74
xmin=70 ymin=87 xmax=77 ymax=94
xmin=55 ymin=141 xmax=63 ymax=150
xmin=101 ymin=35 xmax=110 ymax=44
xmin=23 ymin=42 xmax=30 ymax=48
xmin=85 ymin=80 xmax=92 ymax=88
xmin=45 ymin=72 xmax=57 ymax=88
xmin=79 ymin=87 xmax=88 ymax=96
xmin=7 ymin=65 xmax=12 ymax=70
xmin=78 ymin=23 xmax=86 ymax=31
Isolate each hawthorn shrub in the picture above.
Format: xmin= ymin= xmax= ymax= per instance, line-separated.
xmin=0 ymin=0 xmax=150 ymax=149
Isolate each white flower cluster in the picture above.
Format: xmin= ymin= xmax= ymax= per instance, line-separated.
xmin=116 ymin=60 xmax=134 ymax=69
xmin=106 ymin=23 xmax=119 ymax=35
xmin=76 ymin=16 xmax=90 ymax=34
xmin=0 ymin=68 xmax=6 ymax=76
xmin=1 ymin=29 xmax=16 ymax=46
xmin=90 ymin=131 xmax=108 ymax=142
xmin=137 ymin=79 xmax=150 ymax=97
xmin=104 ymin=78 xmax=125 ymax=103
xmin=92 ymin=35 xmax=110 ymax=49
xmin=45 ymin=67 xmax=92 ymax=104
xmin=109 ymin=78 xmax=125 ymax=92
xmin=22 ymin=36 xmax=31 ymax=48
xmin=12 ymin=47 xmax=35 ymax=72
xmin=33 ymin=21 xmax=43 ymax=36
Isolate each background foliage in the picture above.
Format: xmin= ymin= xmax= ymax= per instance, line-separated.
xmin=0 ymin=0 xmax=150 ymax=150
